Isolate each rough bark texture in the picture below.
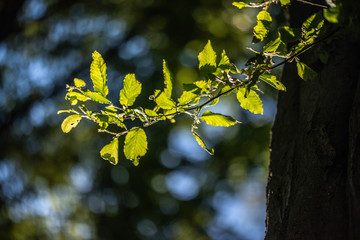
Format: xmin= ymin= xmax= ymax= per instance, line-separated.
xmin=265 ymin=2 xmax=360 ymax=239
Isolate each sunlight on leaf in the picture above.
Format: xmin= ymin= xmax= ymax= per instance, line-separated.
xmin=90 ymin=51 xmax=109 ymax=97
xmin=232 ymin=2 xmax=248 ymax=9
xmin=119 ymin=74 xmax=142 ymax=107
xmin=200 ymin=110 xmax=238 ymax=127
xmin=296 ymin=62 xmax=317 ymax=81
xmin=198 ymin=40 xmax=217 ymax=74
xmin=124 ymin=127 xmax=148 ymax=166
xmin=74 ymin=78 xmax=86 ymax=88
xmin=259 ymin=74 xmax=286 ymax=91
xmin=192 ymin=130 xmax=214 ymax=155
xmin=83 ymin=90 xmax=111 ymax=103
xmin=237 ymin=88 xmax=263 ymax=114
xmin=61 ymin=115 xmax=82 ymax=133
xmin=163 ymin=60 xmax=173 ymax=98
xmin=100 ymin=138 xmax=119 ymax=165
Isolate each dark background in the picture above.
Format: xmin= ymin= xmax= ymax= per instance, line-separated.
xmin=0 ymin=0 xmax=283 ymax=239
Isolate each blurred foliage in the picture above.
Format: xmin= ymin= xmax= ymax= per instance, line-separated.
xmin=0 ymin=0 xmax=282 ymax=239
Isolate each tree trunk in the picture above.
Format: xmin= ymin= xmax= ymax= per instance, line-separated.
xmin=265 ymin=1 xmax=360 ymax=239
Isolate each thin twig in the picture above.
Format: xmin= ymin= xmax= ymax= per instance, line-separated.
xmin=295 ymin=0 xmax=329 ymax=9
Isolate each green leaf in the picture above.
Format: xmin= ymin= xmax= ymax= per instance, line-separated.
xmin=119 ymin=74 xmax=142 ymax=107
xmin=296 ymin=62 xmax=317 ymax=81
xmin=279 ymin=26 xmax=301 ymax=44
xmin=253 ymin=11 xmax=272 ymax=42
xmin=104 ymin=106 xmax=117 ymax=116
xmin=124 ymin=127 xmax=147 ymax=166
xmin=61 ymin=115 xmax=82 ymax=133
xmin=74 ymin=78 xmax=86 ymax=88
xmin=100 ymin=138 xmax=119 ymax=165
xmin=83 ymin=90 xmax=111 ymax=103
xmin=156 ymin=92 xmax=176 ymax=109
xmin=216 ymin=50 xmax=231 ymax=75
xmin=163 ymin=60 xmax=173 ymax=98
xmin=262 ymin=37 xmax=282 ymax=53
xmin=237 ymin=88 xmax=263 ymax=114
xmin=279 ymin=0 xmax=291 ymax=6
xmin=90 ymin=51 xmax=108 ymax=97
xmin=66 ymin=91 xmax=88 ymax=105
xmin=200 ymin=110 xmax=238 ymax=127
xmin=198 ymin=40 xmax=217 ymax=74
xmin=192 ymin=130 xmax=214 ymax=155
xmin=209 ymin=97 xmax=219 ymax=106
xmin=259 ymin=74 xmax=286 ymax=91
xmin=57 ymin=109 xmax=77 ymax=114
xmin=302 ymin=12 xmax=323 ymax=31
xmin=323 ymin=4 xmax=341 ymax=23
xmin=177 ymin=91 xmax=199 ymax=106
xmin=232 ymin=2 xmax=248 ymax=9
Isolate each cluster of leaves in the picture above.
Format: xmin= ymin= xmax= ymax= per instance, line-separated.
xmin=59 ymin=0 xmax=337 ymax=166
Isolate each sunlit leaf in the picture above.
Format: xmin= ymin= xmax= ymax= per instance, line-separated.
xmin=323 ymin=4 xmax=341 ymax=23
xmin=192 ymin=130 xmax=214 ymax=155
xmin=302 ymin=12 xmax=323 ymax=31
xmin=177 ymin=91 xmax=199 ymax=106
xmin=237 ymin=87 xmax=263 ymax=114
xmin=200 ymin=110 xmax=238 ymax=127
xmin=61 ymin=115 xmax=82 ymax=133
xmin=209 ymin=97 xmax=219 ymax=106
xmin=279 ymin=0 xmax=291 ymax=6
xmin=66 ymin=91 xmax=88 ymax=105
xmin=90 ymin=51 xmax=108 ymax=97
xmin=232 ymin=2 xmax=248 ymax=9
xmin=156 ymin=92 xmax=176 ymax=109
xmin=57 ymin=109 xmax=77 ymax=114
xmin=259 ymin=74 xmax=286 ymax=91
xmin=218 ymin=50 xmax=230 ymax=68
xmin=74 ymin=78 xmax=86 ymax=88
xmin=296 ymin=62 xmax=317 ymax=81
xmin=254 ymin=11 xmax=272 ymax=42
xmin=124 ymin=127 xmax=147 ymax=166
xmin=198 ymin=40 xmax=217 ymax=74
xmin=262 ymin=37 xmax=282 ymax=53
xmin=119 ymin=74 xmax=142 ymax=107
xmin=100 ymin=138 xmax=119 ymax=165
xmin=163 ymin=60 xmax=173 ymax=98
xmin=104 ymin=106 xmax=117 ymax=116
xmin=83 ymin=90 xmax=111 ymax=103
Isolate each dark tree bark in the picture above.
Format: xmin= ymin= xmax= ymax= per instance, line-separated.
xmin=265 ymin=1 xmax=360 ymax=239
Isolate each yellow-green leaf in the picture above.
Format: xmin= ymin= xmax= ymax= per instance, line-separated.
xmin=259 ymin=74 xmax=286 ymax=91
xmin=232 ymin=2 xmax=248 ymax=9
xmin=254 ymin=11 xmax=272 ymax=42
xmin=124 ymin=127 xmax=147 ymax=166
xmin=177 ymin=91 xmax=199 ymax=106
xmin=100 ymin=138 xmax=119 ymax=165
xmin=156 ymin=92 xmax=176 ymax=109
xmin=119 ymin=74 xmax=142 ymax=107
xmin=279 ymin=0 xmax=291 ymax=6
xmin=66 ymin=91 xmax=88 ymax=105
xmin=198 ymin=40 xmax=217 ymax=73
xmin=74 ymin=78 xmax=86 ymax=88
xmin=192 ymin=130 xmax=214 ymax=155
xmin=237 ymin=88 xmax=263 ymax=114
xmin=57 ymin=109 xmax=77 ymax=114
xmin=163 ymin=60 xmax=173 ymax=98
xmin=200 ymin=110 xmax=238 ymax=127
xmin=83 ymin=90 xmax=111 ymax=103
xmin=90 ymin=51 xmax=108 ymax=97
xmin=262 ymin=37 xmax=282 ymax=53
xmin=61 ymin=115 xmax=82 ymax=133
xmin=296 ymin=62 xmax=317 ymax=81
